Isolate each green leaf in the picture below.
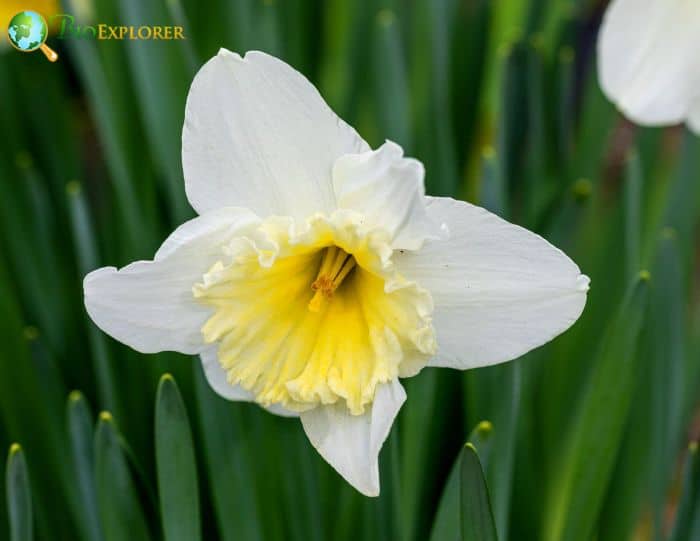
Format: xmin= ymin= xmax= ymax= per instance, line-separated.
xmin=493 ymin=40 xmax=528 ymax=214
xmin=645 ymin=233 xmax=686 ymax=532
xmin=6 ymin=444 xmax=32 ymax=541
xmin=58 ymin=0 xmax=152 ymax=256
xmin=192 ymin=364 xmax=263 ymax=541
xmin=463 ymin=312 xmax=520 ymax=541
xmin=478 ymin=147 xmax=506 ymax=216
xmin=669 ymin=442 xmax=699 ymax=541
xmin=545 ymin=272 xmax=650 ymax=541
xmin=66 ymin=392 xmax=103 ymax=541
xmin=94 ymin=412 xmax=150 ymax=541
xmin=376 ymin=426 xmax=401 ymax=541
xmin=409 ymin=0 xmax=458 ymax=195
xmin=600 ymin=231 xmax=686 ymax=541
xmin=318 ymin=0 xmax=369 ymax=118
xmin=371 ymin=9 xmax=411 ymax=148
xmin=430 ymin=421 xmax=494 ymax=541
xmin=155 ymin=375 xmax=201 ymax=541
xmin=117 ymin=0 xmax=198 ymax=223
xmin=623 ymin=149 xmax=642 ymax=280
xmin=66 ymin=182 xmax=119 ymax=416
xmin=460 ymin=443 xmax=498 ymax=541
xmin=401 ymin=371 xmax=440 ymax=540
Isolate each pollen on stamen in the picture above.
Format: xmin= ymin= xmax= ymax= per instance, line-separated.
xmin=308 ymin=246 xmax=356 ymax=312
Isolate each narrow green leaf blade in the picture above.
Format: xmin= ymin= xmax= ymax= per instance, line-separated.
xmin=66 ymin=392 xmax=103 ymax=541
xmin=460 ymin=444 xmax=498 ymax=541
xmin=669 ymin=441 xmax=700 ymax=541
xmin=430 ymin=421 xmax=493 ymax=541
xmin=94 ymin=413 xmax=150 ymax=541
xmin=66 ymin=182 xmax=119 ymax=416
xmin=192 ymin=364 xmax=263 ymax=541
xmin=155 ymin=374 xmax=201 ymax=541
xmin=6 ymin=444 xmax=32 ymax=541
xmin=623 ymin=150 xmax=642 ymax=280
xmin=545 ymin=272 xmax=650 ymax=541
xmin=372 ymin=9 xmax=411 ymax=148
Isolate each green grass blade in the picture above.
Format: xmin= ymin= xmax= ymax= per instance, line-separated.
xmin=409 ymin=0 xmax=458 ymax=195
xmin=66 ymin=181 xmax=119 ymax=415
xmin=400 ymin=370 xmax=440 ymax=540
xmin=669 ymin=442 xmax=699 ymax=541
xmin=58 ymin=0 xmax=151 ymax=255
xmin=372 ymin=9 xmax=411 ymax=148
xmin=449 ymin=0 xmax=490 ymax=180
xmin=192 ymin=364 xmax=263 ymax=541
xmin=0 ymin=261 xmax=77 ymax=539
xmin=430 ymin=421 xmax=493 ymax=541
xmin=94 ymin=413 xmax=150 ymax=541
xmin=493 ymin=41 xmax=528 ymax=214
xmin=646 ymin=232 xmax=686 ymax=534
xmin=464 ymin=360 xmax=520 ymax=541
xmin=624 ymin=149 xmax=642 ymax=280
xmin=460 ymin=444 xmax=498 ymax=541
xmin=66 ymin=392 xmax=103 ymax=541
xmin=478 ymin=147 xmax=506 ymax=216
xmin=555 ymin=46 xmax=575 ymax=171
xmin=6 ymin=444 xmax=32 ymax=541
xmin=155 ymin=375 xmax=201 ymax=541
xmin=318 ymin=0 xmax=368 ymax=118
xmin=375 ymin=426 xmax=401 ymax=541
xmin=599 ymin=232 xmax=684 ymax=540
xmin=117 ymin=0 xmax=192 ymax=223
xmin=545 ymin=272 xmax=650 ymax=541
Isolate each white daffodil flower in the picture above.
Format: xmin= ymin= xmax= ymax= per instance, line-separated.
xmin=598 ymin=0 xmax=700 ymax=133
xmin=84 ymin=49 xmax=589 ymax=497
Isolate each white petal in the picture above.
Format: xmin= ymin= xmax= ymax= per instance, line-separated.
xmin=300 ymin=379 xmax=405 ymax=497
xmin=395 ymin=197 xmax=589 ymax=370
xmin=332 ymin=140 xmax=443 ymax=249
xmin=199 ymin=346 xmax=298 ymax=418
xmin=182 ymin=49 xmax=369 ymax=219
xmin=84 ymin=207 xmax=259 ymax=354
xmin=598 ymin=0 xmax=700 ymax=127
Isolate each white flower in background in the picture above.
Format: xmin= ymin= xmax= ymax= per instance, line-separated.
xmin=84 ymin=49 xmax=589 ymax=496
xmin=598 ymin=0 xmax=700 ymax=133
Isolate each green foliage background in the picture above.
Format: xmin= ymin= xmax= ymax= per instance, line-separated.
xmin=0 ymin=0 xmax=699 ymax=540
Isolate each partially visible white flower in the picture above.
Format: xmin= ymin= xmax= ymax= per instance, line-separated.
xmin=598 ymin=0 xmax=700 ymax=133
xmin=84 ymin=49 xmax=589 ymax=497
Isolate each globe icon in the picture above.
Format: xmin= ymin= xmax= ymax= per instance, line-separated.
xmin=7 ymin=11 xmax=47 ymax=52
xmin=7 ymin=11 xmax=57 ymax=61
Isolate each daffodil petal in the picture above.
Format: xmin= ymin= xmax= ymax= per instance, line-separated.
xmin=182 ymin=49 xmax=369 ymax=219
xmin=84 ymin=207 xmax=259 ymax=354
xmin=300 ymin=379 xmax=405 ymax=497
xmin=395 ymin=197 xmax=589 ymax=370
xmin=598 ymin=0 xmax=700 ymax=128
xmin=199 ymin=346 xmax=299 ymax=417
xmin=332 ymin=140 xmax=443 ymax=250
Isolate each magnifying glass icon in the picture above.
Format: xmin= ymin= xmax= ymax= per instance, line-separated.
xmin=7 ymin=11 xmax=58 ymax=62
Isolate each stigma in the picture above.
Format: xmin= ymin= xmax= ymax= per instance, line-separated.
xmin=308 ymin=246 xmax=357 ymax=312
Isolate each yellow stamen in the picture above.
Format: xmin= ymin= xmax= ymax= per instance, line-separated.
xmin=308 ymin=247 xmax=356 ymax=312
xmin=333 ymin=255 xmax=356 ymax=287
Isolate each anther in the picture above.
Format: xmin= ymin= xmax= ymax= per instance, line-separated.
xmin=308 ymin=246 xmax=356 ymax=312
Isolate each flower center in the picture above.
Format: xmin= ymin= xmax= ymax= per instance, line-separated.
xmin=308 ymin=246 xmax=356 ymax=312
xmin=193 ymin=212 xmax=436 ymax=415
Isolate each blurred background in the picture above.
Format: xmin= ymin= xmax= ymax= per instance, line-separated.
xmin=0 ymin=0 xmax=699 ymax=540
